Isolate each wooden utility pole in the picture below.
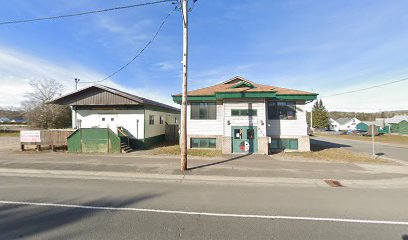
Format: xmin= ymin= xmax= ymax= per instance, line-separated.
xmin=180 ymin=0 xmax=188 ymax=171
xmin=371 ymin=124 xmax=375 ymax=156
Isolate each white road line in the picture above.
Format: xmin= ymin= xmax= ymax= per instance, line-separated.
xmin=1 ymin=200 xmax=407 ymax=226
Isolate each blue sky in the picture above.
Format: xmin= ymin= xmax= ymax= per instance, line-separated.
xmin=0 ymin=0 xmax=407 ymax=112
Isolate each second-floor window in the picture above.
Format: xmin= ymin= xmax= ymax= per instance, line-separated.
xmin=191 ymin=102 xmax=216 ymax=120
xmin=267 ymin=101 xmax=296 ymax=120
xmin=231 ymin=109 xmax=257 ymax=116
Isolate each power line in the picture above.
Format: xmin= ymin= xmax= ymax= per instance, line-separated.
xmin=0 ymin=0 xmax=175 ymax=25
xmin=320 ymin=77 xmax=408 ymax=98
xmin=81 ymin=6 xmax=178 ymax=84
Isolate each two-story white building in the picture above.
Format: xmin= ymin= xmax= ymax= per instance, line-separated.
xmin=172 ymin=76 xmax=318 ymax=154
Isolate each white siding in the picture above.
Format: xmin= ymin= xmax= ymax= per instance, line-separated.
xmin=223 ymin=100 xmax=267 ymax=137
xmin=144 ymin=108 xmax=180 ymax=139
xmin=266 ymin=101 xmax=308 ymax=136
xmin=187 ymin=101 xmax=224 ymax=136
xmin=76 ymin=109 xmax=145 ymax=139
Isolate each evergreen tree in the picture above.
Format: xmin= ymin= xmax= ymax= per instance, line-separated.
xmin=312 ymin=99 xmax=329 ymax=129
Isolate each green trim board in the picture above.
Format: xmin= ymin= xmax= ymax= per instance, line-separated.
xmin=215 ymin=92 xmax=276 ymax=99
xmin=172 ymin=93 xmax=317 ymax=103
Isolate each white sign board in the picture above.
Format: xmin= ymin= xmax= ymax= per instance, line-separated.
xmin=20 ymin=130 xmax=41 ymax=143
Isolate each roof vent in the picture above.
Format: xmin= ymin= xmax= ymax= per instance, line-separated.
xmin=230 ymin=81 xmax=256 ymax=89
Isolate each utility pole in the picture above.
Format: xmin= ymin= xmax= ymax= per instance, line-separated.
xmin=371 ymin=124 xmax=375 ymax=156
xmin=180 ymin=0 xmax=188 ymax=171
xmin=75 ymin=78 xmax=80 ymax=90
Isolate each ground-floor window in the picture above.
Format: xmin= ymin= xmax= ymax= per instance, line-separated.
xmin=191 ymin=138 xmax=216 ymax=148
xmin=270 ymin=138 xmax=298 ymax=150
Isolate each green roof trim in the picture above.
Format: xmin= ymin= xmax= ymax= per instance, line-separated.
xmin=216 ymin=92 xmax=276 ymax=99
xmin=172 ymin=92 xmax=317 ymax=103
xmin=172 ymin=95 xmax=216 ymax=103
xmin=274 ymin=94 xmax=318 ymax=101
xmin=230 ymin=81 xmax=256 ymax=89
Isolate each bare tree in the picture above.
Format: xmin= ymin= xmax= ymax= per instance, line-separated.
xmin=22 ymin=79 xmax=71 ymax=129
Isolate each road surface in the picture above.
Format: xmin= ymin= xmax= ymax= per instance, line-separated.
xmin=1 ymin=174 xmax=408 ymax=239
xmin=312 ymin=136 xmax=408 ymax=162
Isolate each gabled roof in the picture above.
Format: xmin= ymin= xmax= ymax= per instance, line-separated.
xmin=48 ymin=85 xmax=179 ymax=112
xmin=384 ymin=115 xmax=408 ymax=124
xmin=173 ymin=76 xmax=317 ymax=97
xmin=335 ymin=117 xmax=356 ymax=125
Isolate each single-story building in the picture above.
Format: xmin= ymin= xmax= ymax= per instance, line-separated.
xmin=49 ymin=84 xmax=180 ymax=150
xmin=356 ymin=121 xmax=390 ymax=134
xmin=172 ymin=76 xmax=318 ymax=154
xmin=329 ymin=117 xmax=361 ymax=132
xmin=390 ymin=120 xmax=408 ymax=135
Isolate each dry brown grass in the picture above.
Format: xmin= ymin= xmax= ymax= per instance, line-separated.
xmin=0 ymin=131 xmax=19 ymax=137
xmin=277 ymin=147 xmax=393 ymax=164
xmin=314 ymin=132 xmax=408 ymax=145
xmin=149 ymin=144 xmax=223 ymax=157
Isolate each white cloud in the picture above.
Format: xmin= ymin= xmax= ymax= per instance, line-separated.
xmin=0 ymin=46 xmax=178 ymax=108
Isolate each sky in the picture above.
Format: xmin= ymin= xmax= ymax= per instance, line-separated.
xmin=0 ymin=0 xmax=407 ymax=112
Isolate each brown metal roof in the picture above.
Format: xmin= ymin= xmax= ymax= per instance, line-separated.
xmin=48 ymin=85 xmax=180 ymax=112
xmin=173 ymin=76 xmax=316 ymax=96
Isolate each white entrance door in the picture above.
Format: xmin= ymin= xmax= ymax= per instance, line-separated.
xmin=98 ymin=114 xmax=118 ymax=133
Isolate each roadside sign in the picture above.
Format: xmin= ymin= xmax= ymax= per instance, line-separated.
xmin=20 ymin=130 xmax=41 ymax=143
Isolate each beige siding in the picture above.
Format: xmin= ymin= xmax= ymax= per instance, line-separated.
xmin=266 ymin=101 xmax=308 ymax=136
xmin=144 ymin=109 xmax=180 ymax=139
xmin=187 ymin=101 xmax=224 ymax=136
xmin=223 ymin=100 xmax=267 ymax=137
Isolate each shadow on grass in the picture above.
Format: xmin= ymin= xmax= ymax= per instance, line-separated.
xmin=0 ymin=193 xmax=162 ymax=239
xmin=187 ymin=153 xmax=252 ymax=170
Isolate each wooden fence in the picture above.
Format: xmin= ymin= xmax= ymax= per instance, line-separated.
xmin=20 ymin=129 xmax=75 ymax=151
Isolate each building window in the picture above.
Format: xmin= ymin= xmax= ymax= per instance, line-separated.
xmin=175 ymin=117 xmax=178 ymax=123
xmin=191 ymin=138 xmax=216 ymax=148
xmin=111 ymin=118 xmax=114 ymax=121
xmin=149 ymin=115 xmax=154 ymax=125
xmin=160 ymin=116 xmax=164 ymax=124
xmin=191 ymin=102 xmax=216 ymax=120
xmin=267 ymin=101 xmax=296 ymax=120
xmin=231 ymin=109 xmax=257 ymax=116
xmin=270 ymin=138 xmax=298 ymax=150
xmin=102 ymin=118 xmax=105 ymax=121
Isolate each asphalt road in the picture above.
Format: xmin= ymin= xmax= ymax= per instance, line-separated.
xmin=1 ymin=175 xmax=408 ymax=239
xmin=312 ymin=136 xmax=408 ymax=162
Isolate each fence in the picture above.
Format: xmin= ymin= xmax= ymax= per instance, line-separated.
xmin=20 ymin=129 xmax=75 ymax=151
xmin=67 ymin=128 xmax=121 ymax=153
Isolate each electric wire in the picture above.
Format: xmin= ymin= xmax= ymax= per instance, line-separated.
xmin=81 ymin=6 xmax=178 ymax=84
xmin=0 ymin=0 xmax=175 ymax=25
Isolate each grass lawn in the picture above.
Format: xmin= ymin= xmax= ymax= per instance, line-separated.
xmin=275 ymin=143 xmax=394 ymax=164
xmin=0 ymin=131 xmax=19 ymax=137
xmin=314 ymin=132 xmax=408 ymax=145
xmin=149 ymin=144 xmax=223 ymax=157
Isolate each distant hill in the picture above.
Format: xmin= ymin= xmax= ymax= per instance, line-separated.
xmin=329 ymin=110 xmax=408 ymax=121
xmin=306 ymin=110 xmax=408 ymax=124
xmin=0 ymin=108 xmax=24 ymax=120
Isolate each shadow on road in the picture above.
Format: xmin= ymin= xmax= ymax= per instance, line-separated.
xmin=0 ymin=193 xmax=162 ymax=239
xmin=187 ymin=153 xmax=252 ymax=171
xmin=310 ymin=139 xmax=351 ymax=152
